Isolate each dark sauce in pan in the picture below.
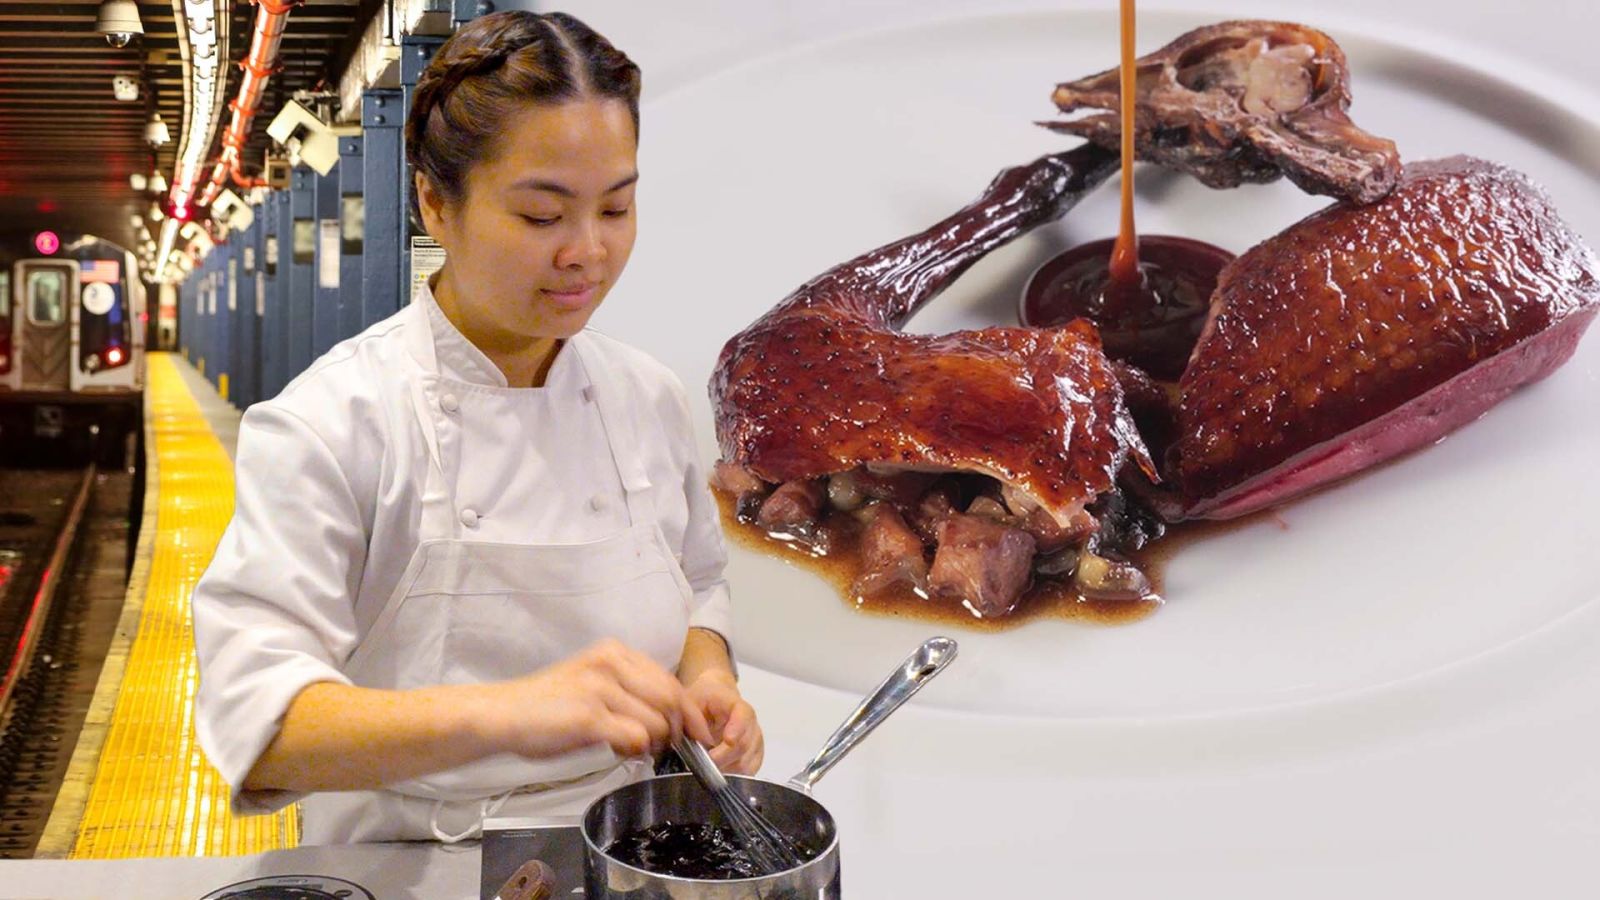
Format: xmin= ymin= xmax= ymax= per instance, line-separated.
xmin=607 ymin=822 xmax=764 ymax=879
xmin=717 ymin=490 xmax=1275 ymax=628
xmin=607 ymin=822 xmax=816 ymax=880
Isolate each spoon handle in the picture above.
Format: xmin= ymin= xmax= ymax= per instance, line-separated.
xmin=787 ymin=636 xmax=958 ymax=794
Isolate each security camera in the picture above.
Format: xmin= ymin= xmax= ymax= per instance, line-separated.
xmin=212 ymin=189 xmax=255 ymax=233
xmin=95 ymin=0 xmax=143 ymax=49
xmin=267 ymin=99 xmax=341 ymax=175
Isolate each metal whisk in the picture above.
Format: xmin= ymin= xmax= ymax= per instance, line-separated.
xmin=672 ymin=736 xmax=806 ymax=874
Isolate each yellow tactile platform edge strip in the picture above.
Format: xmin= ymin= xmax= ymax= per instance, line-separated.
xmin=65 ymin=352 xmax=297 ymax=857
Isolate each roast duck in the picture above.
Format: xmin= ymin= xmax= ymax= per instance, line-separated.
xmin=709 ymin=20 xmax=1600 ymax=618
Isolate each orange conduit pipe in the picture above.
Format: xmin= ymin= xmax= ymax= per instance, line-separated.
xmin=198 ymin=0 xmax=299 ymax=207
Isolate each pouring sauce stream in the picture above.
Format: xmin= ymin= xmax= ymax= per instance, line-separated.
xmin=1021 ymin=0 xmax=1236 ymax=380
xmin=1108 ymin=0 xmax=1140 ymax=288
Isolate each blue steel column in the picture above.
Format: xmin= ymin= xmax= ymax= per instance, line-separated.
xmin=361 ymin=90 xmax=402 ymax=326
xmin=216 ymin=241 xmax=233 ymax=398
xmin=400 ymin=37 xmax=442 ymax=297
xmin=177 ymin=269 xmax=190 ymax=363
xmin=248 ymin=210 xmax=267 ymax=406
xmin=189 ymin=262 xmax=203 ymax=369
xmin=258 ymin=192 xmax=278 ymax=399
xmin=229 ymin=220 xmax=249 ymax=404
xmin=182 ymin=264 xmax=195 ymax=363
xmin=312 ymin=162 xmax=341 ymax=357
xmin=288 ymin=165 xmax=315 ymax=380
xmin=197 ymin=257 xmax=212 ymax=376
xmin=269 ymin=187 xmax=292 ymax=398
xmin=233 ymin=213 xmax=259 ymax=408
xmin=206 ymin=255 xmax=219 ymax=381
xmin=337 ymin=134 xmax=365 ymax=338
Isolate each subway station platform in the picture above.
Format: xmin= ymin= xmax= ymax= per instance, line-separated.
xmin=37 ymin=351 xmax=294 ymax=858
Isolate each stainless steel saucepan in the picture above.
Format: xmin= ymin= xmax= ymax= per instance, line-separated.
xmin=580 ymin=636 xmax=958 ymax=899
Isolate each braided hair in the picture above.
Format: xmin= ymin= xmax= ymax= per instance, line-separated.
xmin=406 ymin=11 xmax=641 ymax=222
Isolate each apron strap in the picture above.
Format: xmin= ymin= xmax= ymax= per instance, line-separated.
xmin=402 ymin=297 xmax=461 ymax=541
xmin=571 ymin=334 xmax=657 ymax=528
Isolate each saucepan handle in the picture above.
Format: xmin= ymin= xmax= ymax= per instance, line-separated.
xmin=495 ymin=858 xmax=557 ymax=900
xmin=787 ymin=636 xmax=957 ymax=794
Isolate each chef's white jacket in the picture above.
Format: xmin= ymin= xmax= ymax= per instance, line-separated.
xmin=192 ymin=285 xmax=732 ymax=814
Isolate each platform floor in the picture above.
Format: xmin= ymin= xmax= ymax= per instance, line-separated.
xmin=40 ymin=352 xmax=295 ymax=858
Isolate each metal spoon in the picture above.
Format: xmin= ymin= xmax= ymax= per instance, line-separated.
xmin=786 ymin=635 xmax=958 ymax=794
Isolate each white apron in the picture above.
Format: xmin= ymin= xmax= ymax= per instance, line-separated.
xmin=298 ymin=319 xmax=694 ymax=844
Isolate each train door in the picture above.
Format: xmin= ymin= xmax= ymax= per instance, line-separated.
xmin=74 ymin=254 xmax=139 ymax=392
xmin=12 ymin=258 xmax=79 ymax=391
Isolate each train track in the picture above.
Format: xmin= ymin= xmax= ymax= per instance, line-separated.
xmin=0 ymin=466 xmax=132 ymax=858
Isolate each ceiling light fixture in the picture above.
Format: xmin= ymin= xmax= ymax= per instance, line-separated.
xmin=144 ymin=111 xmax=170 ymax=146
xmin=155 ymin=218 xmax=179 ymax=282
xmin=166 ymin=0 xmax=228 ymax=217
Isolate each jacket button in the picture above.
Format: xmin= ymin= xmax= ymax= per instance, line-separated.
xmin=589 ymin=495 xmax=606 ymax=512
xmin=440 ymin=394 xmax=460 ymax=413
xmin=459 ymin=508 xmax=479 ymax=527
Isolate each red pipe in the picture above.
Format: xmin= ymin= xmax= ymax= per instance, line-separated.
xmin=198 ymin=0 xmax=299 ymax=207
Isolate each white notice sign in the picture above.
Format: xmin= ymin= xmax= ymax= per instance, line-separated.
xmin=319 ymin=219 xmax=341 ymax=289
xmin=255 ymin=273 xmax=265 ymax=317
xmin=228 ymin=258 xmax=238 ymax=311
xmin=410 ymin=235 xmax=446 ymax=302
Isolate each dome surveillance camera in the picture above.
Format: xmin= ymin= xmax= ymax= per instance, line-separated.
xmin=95 ymin=0 xmax=143 ymax=49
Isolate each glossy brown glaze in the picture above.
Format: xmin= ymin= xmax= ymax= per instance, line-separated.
xmin=711 ymin=146 xmax=1158 ymax=523
xmin=1175 ymin=156 xmax=1600 ymax=516
xmin=1046 ymin=20 xmax=1401 ymax=204
xmin=1021 ymin=235 xmax=1235 ymax=379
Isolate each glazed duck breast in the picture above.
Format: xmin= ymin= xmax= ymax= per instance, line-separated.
xmin=1173 ymin=156 xmax=1600 ymax=519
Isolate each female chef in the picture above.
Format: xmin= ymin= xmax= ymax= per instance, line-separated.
xmin=191 ymin=10 xmax=762 ymax=843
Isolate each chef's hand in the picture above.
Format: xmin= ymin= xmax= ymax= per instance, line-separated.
xmin=685 ymin=669 xmax=764 ymax=775
xmin=484 ymin=639 xmax=714 ymax=762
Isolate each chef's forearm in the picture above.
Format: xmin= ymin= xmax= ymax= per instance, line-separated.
xmin=677 ymin=627 xmax=735 ymax=686
xmin=242 ymin=680 xmax=500 ymax=793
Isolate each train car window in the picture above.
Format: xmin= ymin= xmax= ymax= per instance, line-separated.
xmin=27 ymin=270 xmax=68 ymax=326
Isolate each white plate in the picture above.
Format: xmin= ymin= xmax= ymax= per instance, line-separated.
xmin=592 ymin=10 xmax=1600 ymax=724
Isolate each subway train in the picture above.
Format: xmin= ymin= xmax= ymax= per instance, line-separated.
xmin=1 ymin=229 xmax=146 ymax=467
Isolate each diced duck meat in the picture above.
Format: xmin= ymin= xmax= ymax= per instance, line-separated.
xmin=852 ymin=504 xmax=930 ymax=598
xmin=928 ymin=513 xmax=1039 ymax=618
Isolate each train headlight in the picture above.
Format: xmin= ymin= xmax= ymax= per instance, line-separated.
xmin=106 ymin=347 xmax=125 ymax=366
